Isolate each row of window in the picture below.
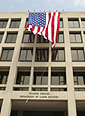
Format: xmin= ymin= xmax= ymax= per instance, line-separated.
xmin=0 ymin=71 xmax=85 ymax=86
xmin=0 ymin=48 xmax=85 ymax=62
xmin=0 ymin=32 xmax=85 ymax=43
xmin=1 ymin=18 xmax=85 ymax=28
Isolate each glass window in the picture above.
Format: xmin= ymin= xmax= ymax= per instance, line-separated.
xmin=0 ymin=33 xmax=4 ymax=43
xmin=51 ymin=72 xmax=66 ymax=85
xmin=16 ymin=72 xmax=30 ymax=85
xmin=74 ymin=72 xmax=85 ymax=85
xmin=70 ymin=33 xmax=82 ymax=43
xmin=68 ymin=19 xmax=79 ymax=28
xmin=22 ymin=33 xmax=34 ymax=43
xmin=19 ymin=49 xmax=33 ymax=61
xmin=6 ymin=33 xmax=17 ymax=43
xmin=37 ymin=35 xmax=49 ymax=43
xmin=10 ymin=20 xmax=21 ymax=28
xmin=25 ymin=18 xmax=28 ymax=28
xmin=0 ymin=72 xmax=8 ymax=84
xmin=57 ymin=32 xmax=64 ymax=43
xmin=35 ymin=49 xmax=49 ymax=62
xmin=33 ymin=72 xmax=48 ymax=85
xmin=71 ymin=49 xmax=85 ymax=62
xmin=59 ymin=19 xmax=63 ymax=28
xmin=52 ymin=49 xmax=65 ymax=62
xmin=81 ymin=19 xmax=85 ymax=28
xmin=0 ymin=20 xmax=8 ymax=28
xmin=1 ymin=49 xmax=14 ymax=61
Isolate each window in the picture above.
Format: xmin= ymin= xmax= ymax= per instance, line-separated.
xmin=0 ymin=33 xmax=4 ymax=43
xmin=37 ymin=35 xmax=49 ymax=43
xmin=0 ymin=72 xmax=8 ymax=84
xmin=70 ymin=33 xmax=82 ymax=43
xmin=0 ymin=49 xmax=14 ymax=61
xmin=60 ymin=18 xmax=63 ymax=28
xmin=81 ymin=19 xmax=85 ymax=28
xmin=25 ymin=18 xmax=28 ymax=28
xmin=68 ymin=19 xmax=79 ymax=28
xmin=35 ymin=49 xmax=49 ymax=62
xmin=51 ymin=72 xmax=66 ymax=85
xmin=0 ymin=20 xmax=8 ymax=28
xmin=57 ymin=32 xmax=64 ymax=43
xmin=19 ymin=49 xmax=33 ymax=61
xmin=52 ymin=49 xmax=65 ymax=62
xmin=10 ymin=19 xmax=21 ymax=28
xmin=16 ymin=72 xmax=30 ymax=85
xmin=5 ymin=33 xmax=17 ymax=43
xmin=71 ymin=49 xmax=85 ymax=62
xmin=33 ymin=72 xmax=48 ymax=85
xmin=22 ymin=33 xmax=34 ymax=43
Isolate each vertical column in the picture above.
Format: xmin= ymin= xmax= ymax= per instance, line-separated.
xmin=63 ymin=13 xmax=77 ymax=116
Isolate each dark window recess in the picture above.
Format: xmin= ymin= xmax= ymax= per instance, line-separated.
xmin=6 ymin=33 xmax=17 ymax=43
xmin=0 ymin=33 xmax=4 ymax=43
xmin=52 ymin=49 xmax=65 ymax=62
xmin=0 ymin=20 xmax=8 ymax=28
xmin=57 ymin=32 xmax=64 ymax=43
xmin=0 ymin=72 xmax=8 ymax=84
xmin=71 ymin=49 xmax=85 ymax=62
xmin=37 ymin=35 xmax=49 ymax=43
xmin=51 ymin=72 xmax=66 ymax=85
xmin=10 ymin=111 xmax=18 ymax=116
xmin=32 ymin=88 xmax=48 ymax=91
xmin=74 ymin=72 xmax=85 ymax=85
xmin=10 ymin=20 xmax=21 ymax=28
xmin=59 ymin=19 xmax=63 ymax=28
xmin=35 ymin=49 xmax=49 ymax=62
xmin=33 ymin=72 xmax=48 ymax=85
xmin=51 ymin=88 xmax=67 ymax=91
xmin=0 ymin=49 xmax=14 ymax=61
xmin=70 ymin=33 xmax=82 ymax=43
xmin=19 ymin=49 xmax=33 ymax=61
xmin=22 ymin=33 xmax=34 ymax=43
xmin=16 ymin=72 xmax=30 ymax=85
xmin=81 ymin=19 xmax=85 ymax=28
xmin=25 ymin=18 xmax=28 ymax=28
xmin=68 ymin=19 xmax=80 ymax=28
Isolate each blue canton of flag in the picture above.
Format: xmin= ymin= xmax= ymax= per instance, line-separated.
xmin=28 ymin=12 xmax=46 ymax=27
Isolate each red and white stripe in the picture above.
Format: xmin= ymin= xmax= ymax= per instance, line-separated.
xmin=25 ymin=12 xmax=60 ymax=49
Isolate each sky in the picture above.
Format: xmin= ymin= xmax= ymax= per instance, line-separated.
xmin=0 ymin=0 xmax=85 ymax=12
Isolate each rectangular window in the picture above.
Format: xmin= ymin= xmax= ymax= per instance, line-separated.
xmin=22 ymin=33 xmax=34 ymax=43
xmin=25 ymin=18 xmax=28 ymax=28
xmin=0 ymin=33 xmax=4 ymax=43
xmin=0 ymin=20 xmax=8 ymax=28
xmin=70 ymin=33 xmax=82 ymax=43
xmin=59 ymin=18 xmax=63 ymax=28
xmin=74 ymin=72 xmax=85 ymax=85
xmin=35 ymin=49 xmax=49 ymax=62
xmin=16 ymin=72 xmax=30 ymax=85
xmin=57 ymin=32 xmax=64 ymax=43
xmin=71 ymin=49 xmax=85 ymax=62
xmin=81 ymin=19 xmax=85 ymax=28
xmin=37 ymin=35 xmax=49 ymax=43
xmin=52 ymin=49 xmax=65 ymax=62
xmin=0 ymin=72 xmax=8 ymax=84
xmin=33 ymin=72 xmax=48 ymax=85
xmin=51 ymin=72 xmax=66 ymax=85
xmin=1 ymin=49 xmax=14 ymax=61
xmin=6 ymin=33 xmax=17 ymax=43
xmin=68 ymin=19 xmax=79 ymax=28
xmin=10 ymin=19 xmax=21 ymax=28
xmin=19 ymin=49 xmax=33 ymax=61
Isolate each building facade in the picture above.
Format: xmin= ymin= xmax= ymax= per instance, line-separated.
xmin=0 ymin=12 xmax=85 ymax=116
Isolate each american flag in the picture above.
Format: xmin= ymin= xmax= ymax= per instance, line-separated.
xmin=25 ymin=12 xmax=60 ymax=49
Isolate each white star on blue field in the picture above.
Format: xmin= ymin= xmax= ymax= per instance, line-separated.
xmin=0 ymin=0 xmax=85 ymax=12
